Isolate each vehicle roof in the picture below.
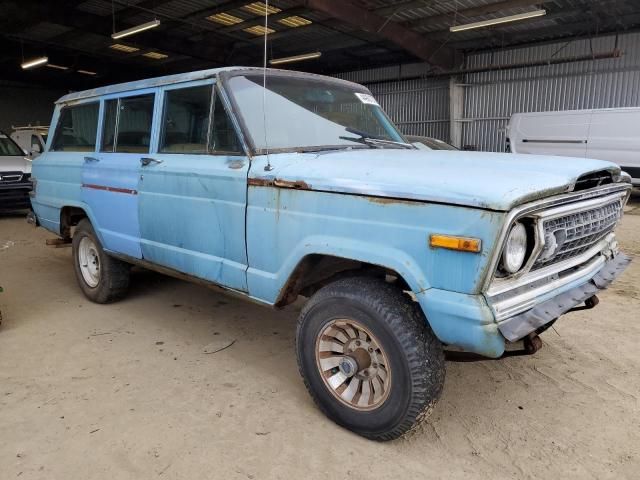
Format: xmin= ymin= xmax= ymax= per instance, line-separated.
xmin=56 ymin=66 xmax=366 ymax=105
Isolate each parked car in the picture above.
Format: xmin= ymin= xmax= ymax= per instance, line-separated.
xmin=406 ymin=135 xmax=458 ymax=150
xmin=30 ymin=67 xmax=632 ymax=441
xmin=507 ymin=108 xmax=640 ymax=186
xmin=0 ymin=130 xmax=32 ymax=211
xmin=11 ymin=125 xmax=48 ymax=158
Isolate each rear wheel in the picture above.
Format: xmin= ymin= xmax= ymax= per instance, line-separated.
xmin=72 ymin=219 xmax=130 ymax=303
xmin=296 ymin=276 xmax=445 ymax=441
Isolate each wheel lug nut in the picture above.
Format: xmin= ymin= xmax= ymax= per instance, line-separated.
xmin=355 ymin=341 xmax=361 ymax=346
xmin=368 ymin=347 xmax=373 ymax=352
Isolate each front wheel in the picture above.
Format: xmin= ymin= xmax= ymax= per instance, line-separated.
xmin=72 ymin=218 xmax=130 ymax=303
xmin=296 ymin=276 xmax=445 ymax=441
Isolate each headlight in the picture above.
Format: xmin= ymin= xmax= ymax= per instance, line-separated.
xmin=501 ymin=222 xmax=528 ymax=274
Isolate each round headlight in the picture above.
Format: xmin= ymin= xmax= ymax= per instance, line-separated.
xmin=502 ymin=222 xmax=528 ymax=274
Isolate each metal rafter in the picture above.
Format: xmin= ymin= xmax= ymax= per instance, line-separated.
xmin=304 ymin=0 xmax=456 ymax=69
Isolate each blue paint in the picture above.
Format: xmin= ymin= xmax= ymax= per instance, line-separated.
xmin=31 ymin=67 xmax=627 ymax=358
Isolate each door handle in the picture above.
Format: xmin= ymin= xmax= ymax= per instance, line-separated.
xmin=84 ymin=156 xmax=99 ymax=163
xmin=140 ymin=157 xmax=163 ymax=167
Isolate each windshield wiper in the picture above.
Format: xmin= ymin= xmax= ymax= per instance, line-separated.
xmin=339 ymin=127 xmax=415 ymax=149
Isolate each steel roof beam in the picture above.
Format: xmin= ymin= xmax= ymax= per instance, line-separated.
xmin=305 ymin=0 xmax=456 ymax=69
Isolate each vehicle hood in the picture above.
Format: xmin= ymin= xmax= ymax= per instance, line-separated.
xmin=251 ymin=149 xmax=622 ymax=211
xmin=0 ymin=155 xmax=31 ymax=174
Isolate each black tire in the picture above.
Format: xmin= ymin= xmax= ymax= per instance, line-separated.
xmin=296 ymin=276 xmax=445 ymax=441
xmin=72 ymin=218 xmax=130 ymax=303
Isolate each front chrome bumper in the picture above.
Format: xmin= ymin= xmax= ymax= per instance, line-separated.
xmin=496 ymin=252 xmax=631 ymax=341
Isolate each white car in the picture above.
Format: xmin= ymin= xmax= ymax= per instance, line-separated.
xmin=0 ymin=131 xmax=32 ymax=211
xmin=11 ymin=126 xmax=48 ymax=158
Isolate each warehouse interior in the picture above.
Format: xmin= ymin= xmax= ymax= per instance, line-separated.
xmin=1 ymin=0 xmax=640 ymax=478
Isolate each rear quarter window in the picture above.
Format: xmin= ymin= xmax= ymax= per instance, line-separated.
xmin=51 ymin=102 xmax=99 ymax=152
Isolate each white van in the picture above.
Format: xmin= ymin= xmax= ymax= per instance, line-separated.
xmin=508 ymin=108 xmax=640 ymax=186
xmin=10 ymin=125 xmax=48 ymax=158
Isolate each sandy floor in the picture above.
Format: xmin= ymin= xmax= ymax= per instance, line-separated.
xmin=1 ymin=191 xmax=639 ymax=480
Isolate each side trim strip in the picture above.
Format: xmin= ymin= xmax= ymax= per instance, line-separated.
xmin=82 ymin=183 xmax=138 ymax=195
xmin=522 ymin=139 xmax=587 ymax=144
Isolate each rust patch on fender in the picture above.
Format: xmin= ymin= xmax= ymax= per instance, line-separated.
xmin=366 ymin=195 xmax=418 ymax=206
xmin=248 ymin=177 xmax=311 ymax=190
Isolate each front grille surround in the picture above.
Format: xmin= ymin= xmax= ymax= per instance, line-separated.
xmin=532 ymin=198 xmax=623 ymax=269
xmin=486 ymin=185 xmax=631 ymax=295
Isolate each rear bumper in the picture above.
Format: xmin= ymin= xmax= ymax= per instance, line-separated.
xmin=0 ymin=182 xmax=32 ymax=211
xmin=497 ymin=253 xmax=631 ymax=341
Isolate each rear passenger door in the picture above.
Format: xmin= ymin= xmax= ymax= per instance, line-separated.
xmin=82 ymin=89 xmax=157 ymax=258
xmin=137 ymin=80 xmax=249 ymax=291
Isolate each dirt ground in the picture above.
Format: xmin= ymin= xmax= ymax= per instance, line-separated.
xmin=1 ymin=191 xmax=639 ymax=480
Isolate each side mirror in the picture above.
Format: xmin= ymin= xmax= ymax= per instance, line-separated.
xmin=31 ymin=143 xmax=41 ymax=154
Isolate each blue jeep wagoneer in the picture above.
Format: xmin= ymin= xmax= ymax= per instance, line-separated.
xmin=29 ymin=67 xmax=632 ymax=440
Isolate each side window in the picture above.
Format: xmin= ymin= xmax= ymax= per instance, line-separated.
xmin=211 ymin=92 xmax=242 ymax=154
xmin=160 ymin=85 xmax=212 ymax=153
xmin=101 ymin=94 xmax=155 ymax=153
xmin=51 ymin=102 xmax=99 ymax=152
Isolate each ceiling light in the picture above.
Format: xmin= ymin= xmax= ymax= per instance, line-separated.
xmin=46 ymin=64 xmax=69 ymax=70
xmin=269 ymin=51 xmax=322 ymax=65
xmin=450 ymin=9 xmax=546 ymax=32
xmin=110 ymin=43 xmax=140 ymax=53
xmin=278 ymin=16 xmax=312 ymax=28
xmin=244 ymin=25 xmax=275 ymax=36
xmin=111 ymin=19 xmax=161 ymax=39
xmin=207 ymin=12 xmax=244 ymax=25
xmin=78 ymin=69 xmax=97 ymax=76
xmin=243 ymin=2 xmax=281 ymax=16
xmin=21 ymin=56 xmax=48 ymax=69
xmin=143 ymin=51 xmax=168 ymax=59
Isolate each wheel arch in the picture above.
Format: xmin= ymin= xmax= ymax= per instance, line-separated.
xmin=58 ymin=203 xmax=104 ymax=245
xmin=274 ymin=253 xmax=420 ymax=308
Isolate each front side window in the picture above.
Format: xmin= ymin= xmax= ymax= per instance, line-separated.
xmin=160 ymin=85 xmax=211 ymax=153
xmin=225 ymin=74 xmax=405 ymax=153
xmin=101 ymin=94 xmax=155 ymax=153
xmin=51 ymin=102 xmax=99 ymax=152
xmin=211 ymin=93 xmax=242 ymax=154
xmin=159 ymin=84 xmax=242 ymax=155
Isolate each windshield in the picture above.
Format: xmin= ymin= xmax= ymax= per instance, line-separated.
xmin=226 ymin=74 xmax=406 ymax=152
xmin=0 ymin=133 xmax=24 ymax=156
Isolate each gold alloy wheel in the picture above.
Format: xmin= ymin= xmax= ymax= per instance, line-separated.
xmin=315 ymin=319 xmax=391 ymax=411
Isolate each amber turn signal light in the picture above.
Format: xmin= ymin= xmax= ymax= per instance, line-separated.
xmin=430 ymin=234 xmax=481 ymax=253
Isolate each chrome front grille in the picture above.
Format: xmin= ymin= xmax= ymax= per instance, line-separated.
xmin=0 ymin=172 xmax=23 ymax=183
xmin=533 ymin=198 xmax=623 ymax=269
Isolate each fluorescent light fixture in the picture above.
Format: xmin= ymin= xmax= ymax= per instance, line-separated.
xmin=278 ymin=16 xmax=312 ymax=28
xmin=46 ymin=63 xmax=69 ymax=70
xmin=243 ymin=2 xmax=281 ymax=16
xmin=143 ymin=51 xmax=168 ymax=59
xmin=244 ymin=25 xmax=275 ymax=36
xmin=207 ymin=12 xmax=244 ymax=25
xmin=21 ymin=56 xmax=48 ymax=69
xmin=110 ymin=43 xmax=140 ymax=53
xmin=269 ymin=51 xmax=322 ymax=65
xmin=111 ymin=19 xmax=161 ymax=39
xmin=78 ymin=69 xmax=97 ymax=76
xmin=450 ymin=9 xmax=546 ymax=32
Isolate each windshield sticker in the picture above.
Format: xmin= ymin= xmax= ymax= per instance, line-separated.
xmin=355 ymin=93 xmax=379 ymax=106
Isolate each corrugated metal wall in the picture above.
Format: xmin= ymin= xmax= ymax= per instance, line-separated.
xmin=336 ymin=65 xmax=450 ymax=140
xmin=335 ymin=31 xmax=640 ymax=152
xmin=463 ymin=32 xmax=640 ymax=152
